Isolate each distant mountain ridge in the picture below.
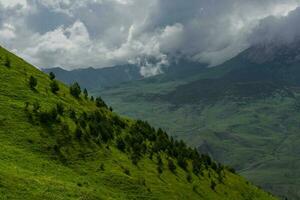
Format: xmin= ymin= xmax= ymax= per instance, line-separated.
xmin=43 ymin=64 xmax=143 ymax=90
xmin=43 ymin=59 xmax=208 ymax=90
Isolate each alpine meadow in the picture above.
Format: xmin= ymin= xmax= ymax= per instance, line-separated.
xmin=2 ymin=0 xmax=300 ymax=199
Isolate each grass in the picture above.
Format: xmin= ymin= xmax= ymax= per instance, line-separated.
xmin=0 ymin=46 xmax=276 ymax=199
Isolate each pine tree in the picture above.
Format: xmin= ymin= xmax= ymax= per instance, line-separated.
xmin=49 ymin=72 xmax=55 ymax=80
xmin=70 ymin=82 xmax=81 ymax=98
xmin=50 ymin=81 xmax=59 ymax=94
xmin=83 ymin=88 xmax=88 ymax=99
xmin=157 ymin=155 xmax=163 ymax=174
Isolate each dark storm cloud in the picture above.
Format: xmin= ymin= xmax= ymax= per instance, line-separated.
xmin=0 ymin=0 xmax=299 ymax=75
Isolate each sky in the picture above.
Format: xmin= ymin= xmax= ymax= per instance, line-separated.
xmin=0 ymin=0 xmax=300 ymax=76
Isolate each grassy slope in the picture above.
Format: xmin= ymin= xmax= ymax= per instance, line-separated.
xmin=0 ymin=46 xmax=275 ymax=200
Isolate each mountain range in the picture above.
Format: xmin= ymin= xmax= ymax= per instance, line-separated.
xmin=47 ymin=40 xmax=300 ymax=199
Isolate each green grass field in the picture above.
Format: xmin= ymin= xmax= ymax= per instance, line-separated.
xmin=0 ymin=46 xmax=276 ymax=199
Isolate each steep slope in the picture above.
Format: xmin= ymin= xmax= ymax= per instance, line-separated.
xmin=97 ymin=43 xmax=300 ymax=200
xmin=0 ymin=46 xmax=275 ymax=199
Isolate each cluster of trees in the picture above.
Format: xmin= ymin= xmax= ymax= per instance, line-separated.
xmin=28 ymin=72 xmax=59 ymax=93
xmin=27 ymin=73 xmax=108 ymax=110
xmin=24 ymin=72 xmax=228 ymax=188
xmin=27 ymin=73 xmax=105 ymax=111
xmin=25 ymin=101 xmax=64 ymax=125
xmin=115 ymin=120 xmax=217 ymax=176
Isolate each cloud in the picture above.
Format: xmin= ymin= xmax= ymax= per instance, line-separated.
xmin=0 ymin=23 xmax=16 ymax=40
xmin=249 ymin=7 xmax=300 ymax=45
xmin=0 ymin=0 xmax=300 ymax=75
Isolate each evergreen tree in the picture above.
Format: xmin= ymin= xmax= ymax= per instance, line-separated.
xmin=83 ymin=88 xmax=88 ymax=99
xmin=70 ymin=82 xmax=81 ymax=98
xmin=50 ymin=81 xmax=59 ymax=94
xmin=49 ymin=72 xmax=55 ymax=80
xmin=192 ymin=159 xmax=202 ymax=175
xmin=95 ymin=97 xmax=107 ymax=108
xmin=157 ymin=155 xmax=163 ymax=174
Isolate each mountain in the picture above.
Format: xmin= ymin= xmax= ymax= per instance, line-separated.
xmin=43 ymin=59 xmax=208 ymax=91
xmin=92 ymin=42 xmax=300 ymax=200
xmin=42 ymin=64 xmax=143 ymax=90
xmin=0 ymin=46 xmax=275 ymax=199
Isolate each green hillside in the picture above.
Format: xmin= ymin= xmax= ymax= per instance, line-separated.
xmin=97 ymin=47 xmax=300 ymax=200
xmin=0 ymin=46 xmax=275 ymax=199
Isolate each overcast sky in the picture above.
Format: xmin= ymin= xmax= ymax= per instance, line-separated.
xmin=0 ymin=0 xmax=300 ymax=75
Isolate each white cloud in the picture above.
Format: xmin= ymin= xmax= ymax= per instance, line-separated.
xmin=0 ymin=0 xmax=300 ymax=76
xmin=0 ymin=23 xmax=16 ymax=40
xmin=0 ymin=0 xmax=27 ymax=8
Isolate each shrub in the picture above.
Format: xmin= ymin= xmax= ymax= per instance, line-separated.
xmin=211 ymin=181 xmax=217 ymax=191
xmin=4 ymin=56 xmax=10 ymax=68
xmin=49 ymin=72 xmax=55 ymax=80
xmin=70 ymin=82 xmax=81 ymax=98
xmin=123 ymin=168 xmax=130 ymax=176
xmin=39 ymin=109 xmax=57 ymax=124
xmin=50 ymin=81 xmax=59 ymax=94
xmin=29 ymin=76 xmax=37 ymax=90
